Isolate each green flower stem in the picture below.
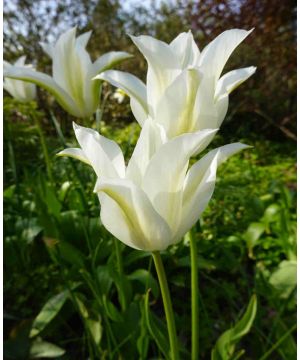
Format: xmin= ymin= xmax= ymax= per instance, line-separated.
xmin=152 ymin=251 xmax=179 ymax=360
xmin=188 ymin=230 xmax=199 ymax=360
xmin=114 ymin=238 xmax=123 ymax=275
xmin=32 ymin=112 xmax=54 ymax=184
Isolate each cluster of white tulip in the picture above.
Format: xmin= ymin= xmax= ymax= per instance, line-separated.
xmin=4 ymin=27 xmax=131 ymax=117
xmin=4 ymin=27 xmax=255 ymax=252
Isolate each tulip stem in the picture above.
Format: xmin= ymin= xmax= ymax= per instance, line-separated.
xmin=188 ymin=230 xmax=199 ymax=360
xmin=152 ymin=251 xmax=179 ymax=360
xmin=114 ymin=238 xmax=123 ymax=275
xmin=32 ymin=112 xmax=54 ymax=184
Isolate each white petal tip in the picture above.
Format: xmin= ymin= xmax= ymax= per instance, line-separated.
xmin=72 ymin=121 xmax=80 ymax=131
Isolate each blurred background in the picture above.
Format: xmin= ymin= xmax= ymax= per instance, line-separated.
xmin=3 ymin=1 xmax=296 ymax=359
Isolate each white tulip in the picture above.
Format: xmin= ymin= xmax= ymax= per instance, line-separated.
xmin=3 ymin=56 xmax=36 ymax=102
xmin=97 ymin=29 xmax=256 ymax=137
xmin=4 ymin=27 xmax=131 ymax=118
xmin=58 ymin=120 xmax=249 ymax=251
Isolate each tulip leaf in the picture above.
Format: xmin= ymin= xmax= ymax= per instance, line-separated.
xmin=211 ymin=294 xmax=257 ymax=360
xmin=74 ymin=295 xmax=103 ymax=346
xmin=144 ymin=290 xmax=170 ymax=359
xmin=263 ymin=203 xmax=280 ymax=223
xmin=269 ymin=260 xmax=297 ymax=299
xmin=30 ymin=290 xmax=69 ymax=338
xmin=243 ymin=222 xmax=265 ymax=257
xmin=128 ymin=269 xmax=159 ymax=298
xmin=29 ymin=339 xmax=65 ymax=358
xmin=97 ymin=265 xmax=113 ymax=294
xmin=137 ymin=299 xmax=150 ymax=359
xmin=57 ymin=240 xmax=85 ymax=268
xmin=102 ymin=295 xmax=123 ymax=322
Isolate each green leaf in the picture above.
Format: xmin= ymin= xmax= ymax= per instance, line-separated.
xmin=128 ymin=269 xmax=159 ymax=298
xmin=243 ymin=222 xmax=265 ymax=257
xmin=144 ymin=290 xmax=170 ymax=360
xmin=211 ymin=294 xmax=257 ymax=360
xmin=97 ymin=265 xmax=113 ymax=294
xmin=58 ymin=181 xmax=71 ymax=202
xmin=263 ymin=204 xmax=280 ymax=223
xmin=58 ymin=240 xmax=85 ymax=268
xmin=29 ymin=339 xmax=65 ymax=358
xmin=86 ymin=318 xmax=103 ymax=346
xmin=137 ymin=299 xmax=149 ymax=359
xmin=75 ymin=295 xmax=103 ymax=346
xmin=269 ymin=260 xmax=297 ymax=299
xmin=30 ymin=290 xmax=69 ymax=338
xmin=103 ymin=295 xmax=123 ymax=322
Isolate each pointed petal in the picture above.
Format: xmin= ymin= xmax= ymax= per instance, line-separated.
xmin=92 ymin=51 xmax=132 ymax=75
xmin=130 ymin=35 xmax=181 ymax=114
xmin=57 ymin=148 xmax=91 ymax=165
xmin=199 ymin=29 xmax=253 ymax=81
xmin=4 ymin=66 xmax=78 ymax=114
xmin=73 ymin=123 xmax=125 ymax=178
xmin=40 ymin=42 xmax=54 ymax=58
xmin=156 ymin=68 xmax=202 ymax=137
xmin=52 ymin=28 xmax=91 ymax=114
xmin=76 ymin=30 xmax=92 ymax=48
xmin=130 ymin=34 xmax=179 ymax=69
xmin=215 ymin=94 xmax=229 ymax=128
xmin=96 ymin=70 xmax=147 ymax=114
xmin=52 ymin=27 xmax=78 ymax=91
xmin=215 ymin=66 xmax=256 ymax=98
xmin=14 ymin=56 xmax=26 ymax=66
xmin=170 ymin=31 xmax=201 ymax=68
xmin=175 ymin=143 xmax=250 ymax=240
xmin=96 ymin=179 xmax=172 ymax=251
xmin=193 ymin=75 xmax=220 ymax=130
xmin=130 ymin=97 xmax=148 ymax=126
xmin=142 ymin=129 xmax=217 ymax=230
xmin=126 ymin=118 xmax=166 ymax=185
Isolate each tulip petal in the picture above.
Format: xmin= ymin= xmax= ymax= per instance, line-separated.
xmin=130 ymin=35 xmax=181 ymax=114
xmin=40 ymin=42 xmax=54 ymax=58
xmin=52 ymin=27 xmax=77 ymax=93
xmin=96 ymin=179 xmax=172 ymax=251
xmin=14 ymin=56 xmax=26 ymax=66
xmin=126 ymin=118 xmax=166 ymax=185
xmin=215 ymin=94 xmax=229 ymax=128
xmin=176 ymin=143 xmax=250 ymax=240
xmin=169 ymin=31 xmax=201 ymax=68
xmin=130 ymin=34 xmax=179 ymax=70
xmin=4 ymin=67 xmax=78 ymax=114
xmin=199 ymin=29 xmax=253 ymax=81
xmin=96 ymin=70 xmax=148 ymax=118
xmin=156 ymin=68 xmax=202 ymax=137
xmin=142 ymin=129 xmax=217 ymax=230
xmin=92 ymin=51 xmax=132 ymax=74
xmin=73 ymin=123 xmax=125 ymax=178
xmin=130 ymin=98 xmax=148 ymax=126
xmin=57 ymin=148 xmax=91 ymax=165
xmin=215 ymin=66 xmax=256 ymax=98
xmin=76 ymin=30 xmax=92 ymax=48
xmin=193 ymin=75 xmax=220 ymax=130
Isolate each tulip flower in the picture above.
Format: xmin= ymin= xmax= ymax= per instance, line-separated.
xmin=97 ymin=29 xmax=256 ymax=137
xmin=3 ymin=56 xmax=36 ymax=102
xmin=4 ymin=27 xmax=132 ymax=118
xmin=58 ymin=120 xmax=249 ymax=251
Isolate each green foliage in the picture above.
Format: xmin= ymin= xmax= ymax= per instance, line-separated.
xmin=211 ymin=295 xmax=257 ymax=360
xmin=30 ymin=290 xmax=69 ymax=338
